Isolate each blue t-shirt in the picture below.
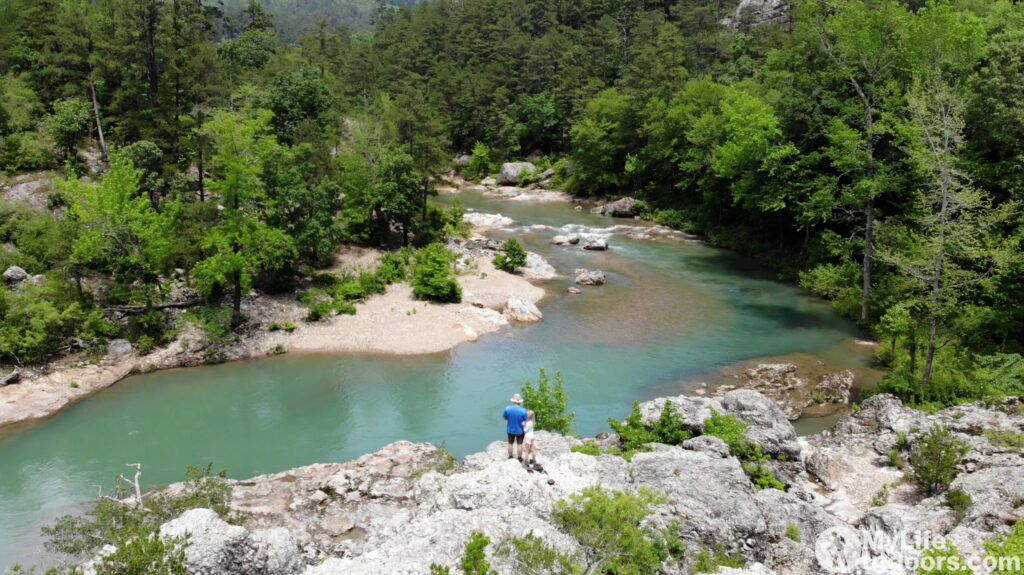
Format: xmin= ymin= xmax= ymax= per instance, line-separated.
xmin=503 ymin=404 xmax=528 ymax=434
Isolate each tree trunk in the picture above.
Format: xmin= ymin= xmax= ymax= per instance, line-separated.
xmin=90 ymin=80 xmax=107 ymax=157
xmin=922 ymin=312 xmax=938 ymax=386
xmin=231 ymin=269 xmax=242 ymax=327
xmin=862 ymin=195 xmax=874 ymax=323
xmin=197 ymin=141 xmax=205 ymax=202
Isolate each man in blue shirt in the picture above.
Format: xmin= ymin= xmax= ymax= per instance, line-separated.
xmin=502 ymin=393 xmax=529 ymax=461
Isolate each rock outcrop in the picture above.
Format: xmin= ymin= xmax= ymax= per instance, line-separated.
xmin=3 ymin=265 xmax=29 ymax=284
xmin=108 ymin=392 xmax=1023 ymax=575
xmin=590 ymin=197 xmax=638 ymax=217
xmin=497 ymin=162 xmax=536 ymax=185
xmin=721 ymin=363 xmax=855 ymax=420
xmin=519 ymin=252 xmax=558 ymax=280
xmin=462 ymin=212 xmax=514 ymax=232
xmin=158 ymin=508 xmax=304 ymax=575
xmin=502 ymin=296 xmax=543 ymax=322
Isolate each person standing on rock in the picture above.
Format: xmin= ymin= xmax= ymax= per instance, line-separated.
xmin=522 ymin=410 xmax=538 ymax=467
xmin=503 ymin=393 xmax=528 ymax=460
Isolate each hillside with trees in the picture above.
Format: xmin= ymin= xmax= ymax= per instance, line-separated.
xmin=0 ymin=0 xmax=1022 ymax=409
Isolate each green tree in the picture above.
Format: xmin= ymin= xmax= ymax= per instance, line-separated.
xmin=63 ymin=151 xmax=171 ymax=305
xmin=46 ymin=98 xmax=91 ymax=161
xmin=411 ymin=242 xmax=461 ymax=303
xmin=191 ymin=110 xmax=296 ymax=327
xmin=493 ymin=238 xmax=527 ymax=273
xmin=521 ymin=367 xmax=575 ymax=435
xmin=374 ymin=148 xmax=423 ymax=246
xmin=802 ymin=0 xmax=909 ymax=323
xmin=265 ymin=65 xmax=334 ymax=145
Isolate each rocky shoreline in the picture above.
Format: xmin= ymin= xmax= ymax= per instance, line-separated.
xmin=92 ymin=390 xmax=1024 ymax=575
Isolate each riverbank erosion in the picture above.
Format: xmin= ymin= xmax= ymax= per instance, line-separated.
xmin=106 ymin=391 xmax=1024 ymax=575
xmin=0 ymin=253 xmax=545 ymax=430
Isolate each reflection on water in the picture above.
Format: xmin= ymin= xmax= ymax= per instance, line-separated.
xmin=0 ymin=188 xmax=871 ymax=568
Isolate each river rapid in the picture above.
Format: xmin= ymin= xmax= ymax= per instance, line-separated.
xmin=0 ymin=188 xmax=878 ymax=569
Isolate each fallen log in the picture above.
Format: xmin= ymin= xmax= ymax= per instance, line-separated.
xmin=1 ymin=367 xmax=21 ymax=386
xmin=103 ymin=298 xmax=202 ymax=314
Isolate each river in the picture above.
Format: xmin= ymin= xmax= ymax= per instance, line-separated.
xmin=0 ymin=188 xmax=877 ymax=569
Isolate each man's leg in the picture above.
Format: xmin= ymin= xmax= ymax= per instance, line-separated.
xmin=516 ymin=435 xmax=524 ymax=459
xmin=507 ymin=433 xmax=515 ymax=458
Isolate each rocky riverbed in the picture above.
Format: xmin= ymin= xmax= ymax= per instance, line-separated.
xmin=93 ymin=390 xmax=1024 ymax=575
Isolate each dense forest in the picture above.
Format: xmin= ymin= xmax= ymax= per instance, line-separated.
xmin=0 ymin=0 xmax=1022 ymax=408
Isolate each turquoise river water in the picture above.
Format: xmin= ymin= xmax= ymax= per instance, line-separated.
xmin=0 ymin=189 xmax=874 ymax=568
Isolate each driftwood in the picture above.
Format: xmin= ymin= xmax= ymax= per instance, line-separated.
xmin=104 ymin=298 xmax=201 ymax=314
xmin=0 ymin=367 xmax=21 ymax=386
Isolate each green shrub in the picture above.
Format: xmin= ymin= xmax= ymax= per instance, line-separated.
xmin=571 ymin=443 xmax=602 ymax=456
xmin=495 ymin=534 xmax=580 ymax=575
xmin=376 ymin=250 xmax=410 ymax=284
xmin=334 ymin=300 xmax=357 ymax=315
xmin=412 ymin=243 xmax=461 ymax=303
xmin=693 ymin=544 xmax=746 ymax=573
xmin=429 ymin=565 xmax=451 ymax=575
xmin=909 ymin=426 xmax=968 ymax=495
xmin=704 ymin=409 xmax=763 ymax=461
xmin=786 ymin=524 xmax=801 ymax=542
xmin=608 ymin=401 xmax=657 ymax=455
xmin=889 ymin=449 xmax=907 ymax=470
xmin=460 ymin=531 xmax=495 ymax=575
xmin=946 ymin=487 xmax=972 ymax=523
xmin=492 ymin=238 xmax=527 ymax=273
xmin=984 ymin=519 xmax=1024 ymax=572
xmin=553 ymin=486 xmax=680 ymax=574
xmin=984 ymin=430 xmax=1024 ymax=450
xmin=652 ymin=400 xmax=692 ymax=445
xmin=467 ymin=142 xmax=495 ymax=180
xmin=521 ymin=367 xmax=575 ymax=435
xmin=872 ymin=484 xmax=890 ymax=507
xmin=358 ymin=270 xmax=387 ymax=296
xmin=43 ymin=463 xmax=234 ymax=566
xmin=283 ymin=322 xmax=297 ymax=332
xmin=268 ymin=322 xmax=281 ymax=332
xmin=744 ymin=463 xmax=784 ymax=490
xmin=305 ymin=298 xmax=334 ymax=322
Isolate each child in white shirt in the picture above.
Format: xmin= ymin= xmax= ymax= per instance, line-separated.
xmin=523 ymin=410 xmax=537 ymax=465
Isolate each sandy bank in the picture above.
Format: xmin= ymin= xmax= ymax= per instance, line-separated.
xmin=0 ymin=254 xmax=546 ymax=430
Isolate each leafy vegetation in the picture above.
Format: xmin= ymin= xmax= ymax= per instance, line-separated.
xmin=492 ymin=238 xmax=527 ymax=274
xmin=521 ymin=367 xmax=575 ymax=435
xmin=411 ymin=243 xmax=461 ymax=303
xmin=909 ymin=426 xmax=969 ymax=496
xmin=42 ymin=463 xmax=235 ymax=573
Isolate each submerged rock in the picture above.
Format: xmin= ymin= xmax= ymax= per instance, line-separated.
xmin=815 ymin=370 xmax=854 ymax=403
xmin=503 ymin=296 xmax=543 ymax=322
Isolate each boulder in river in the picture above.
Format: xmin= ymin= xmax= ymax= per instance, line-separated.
xmin=567 ymin=286 xmax=582 ymax=295
xmin=497 ymin=162 xmax=536 ymax=185
xmin=519 ymin=252 xmax=558 ymax=280
xmin=3 ymin=266 xmax=29 ymax=284
xmin=550 ymin=234 xmax=581 ymax=246
xmin=573 ymin=268 xmax=606 ymax=286
xmin=502 ymin=297 xmax=543 ymax=322
xmin=815 ymin=370 xmax=854 ymax=403
xmin=583 ymin=237 xmax=608 ymax=251
xmin=591 ymin=197 xmax=638 ymax=217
